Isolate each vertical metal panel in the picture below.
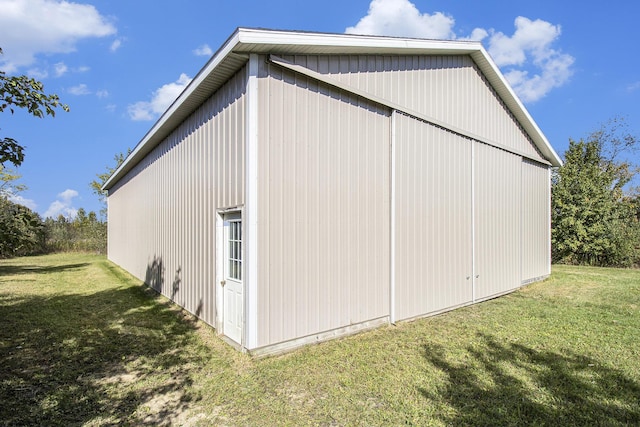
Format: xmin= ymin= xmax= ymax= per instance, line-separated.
xmin=256 ymin=59 xmax=391 ymax=347
xmin=521 ymin=159 xmax=551 ymax=281
xmin=107 ymin=66 xmax=248 ymax=328
xmin=282 ymin=54 xmax=545 ymax=163
xmin=393 ymin=114 xmax=473 ymax=321
xmin=244 ymin=54 xmax=260 ymax=349
xmin=473 ymin=143 xmax=522 ymax=299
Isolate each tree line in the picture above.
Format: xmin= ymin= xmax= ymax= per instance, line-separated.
xmin=0 ymin=147 xmax=118 ymax=258
xmin=0 ymin=150 xmax=125 ymax=259
xmin=0 ymin=197 xmax=106 ymax=258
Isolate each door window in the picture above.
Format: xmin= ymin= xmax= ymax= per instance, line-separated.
xmin=228 ymin=219 xmax=242 ymax=281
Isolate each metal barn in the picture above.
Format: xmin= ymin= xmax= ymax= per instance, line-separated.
xmin=103 ymin=28 xmax=562 ymax=355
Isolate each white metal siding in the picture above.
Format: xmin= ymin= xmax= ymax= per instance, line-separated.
xmin=256 ymin=59 xmax=391 ymax=347
xmin=393 ymin=114 xmax=527 ymax=319
xmin=394 ymin=113 xmax=473 ymax=321
xmin=281 ymin=54 xmax=545 ymax=163
xmin=521 ymin=159 xmax=551 ymax=282
xmin=473 ymin=143 xmax=522 ymax=299
xmin=107 ymin=66 xmax=247 ymax=327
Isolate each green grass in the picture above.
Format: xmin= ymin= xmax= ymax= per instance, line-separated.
xmin=1 ymin=254 xmax=639 ymax=426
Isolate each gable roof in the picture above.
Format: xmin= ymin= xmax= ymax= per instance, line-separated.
xmin=103 ymin=27 xmax=561 ymax=190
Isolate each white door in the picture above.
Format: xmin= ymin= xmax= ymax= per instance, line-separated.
xmin=222 ymin=213 xmax=243 ymax=344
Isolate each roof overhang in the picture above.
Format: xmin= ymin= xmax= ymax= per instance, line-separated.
xmin=103 ymin=28 xmax=561 ymax=191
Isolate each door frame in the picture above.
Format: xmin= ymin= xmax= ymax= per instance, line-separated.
xmin=215 ymin=207 xmax=244 ymax=345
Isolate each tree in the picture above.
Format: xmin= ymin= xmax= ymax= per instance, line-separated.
xmin=552 ymin=118 xmax=640 ymax=267
xmin=1 ymin=47 xmax=69 ymax=166
xmin=0 ymin=165 xmax=45 ymax=257
xmin=0 ymin=164 xmax=26 ymax=197
xmin=0 ymin=196 xmax=46 ymax=258
xmin=90 ymin=149 xmax=130 ymax=220
xmin=43 ymin=208 xmax=106 ymax=254
xmin=0 ymin=162 xmax=108 ymax=255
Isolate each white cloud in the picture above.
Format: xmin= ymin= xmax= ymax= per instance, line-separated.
xmin=462 ymin=28 xmax=489 ymax=42
xmin=45 ymin=200 xmax=77 ymax=219
xmin=486 ymin=17 xmax=560 ymax=67
xmin=486 ymin=17 xmax=574 ymax=102
xmin=27 ymin=68 xmax=48 ymax=79
xmin=502 ymin=52 xmax=574 ymax=103
xmin=0 ymin=0 xmax=116 ymax=72
xmin=54 ymin=61 xmax=68 ymax=77
xmin=59 ymin=189 xmax=78 ymax=201
xmin=127 ymin=73 xmax=192 ymax=121
xmin=627 ymin=81 xmax=640 ymax=92
xmin=96 ymin=89 xmax=109 ymax=98
xmin=127 ymin=102 xmax=154 ymax=121
xmin=346 ymin=0 xmax=574 ymax=103
xmin=346 ymin=0 xmax=456 ymax=39
xmin=8 ymin=194 xmax=37 ymax=211
xmin=68 ymin=83 xmax=90 ymax=95
xmin=110 ymin=38 xmax=123 ymax=52
xmin=27 ymin=62 xmax=89 ymax=79
xmin=44 ymin=188 xmax=79 ymax=219
xmin=193 ymin=44 xmax=213 ymax=56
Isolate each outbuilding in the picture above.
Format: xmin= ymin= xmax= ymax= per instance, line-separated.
xmin=103 ymin=28 xmax=562 ymax=355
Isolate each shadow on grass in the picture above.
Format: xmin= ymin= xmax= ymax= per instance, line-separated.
xmin=420 ymin=333 xmax=640 ymax=426
xmin=0 ymin=263 xmax=90 ymax=276
xmin=0 ymin=267 xmax=206 ymax=426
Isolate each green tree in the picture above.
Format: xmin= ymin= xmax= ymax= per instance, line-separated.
xmin=43 ymin=209 xmax=107 ymax=254
xmin=0 ymin=197 xmax=45 ymax=258
xmin=0 ymin=164 xmax=26 ymax=197
xmin=0 ymin=164 xmax=45 ymax=258
xmin=552 ymin=118 xmax=640 ymax=267
xmin=1 ymin=47 xmax=69 ymax=166
xmin=90 ymin=149 xmax=130 ymax=220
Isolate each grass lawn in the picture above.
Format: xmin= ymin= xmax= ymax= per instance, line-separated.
xmin=1 ymin=254 xmax=639 ymax=426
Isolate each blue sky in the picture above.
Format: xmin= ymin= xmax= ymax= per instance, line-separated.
xmin=1 ymin=0 xmax=638 ymax=218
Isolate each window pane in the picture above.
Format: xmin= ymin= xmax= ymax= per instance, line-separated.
xmin=227 ymin=219 xmax=242 ymax=280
